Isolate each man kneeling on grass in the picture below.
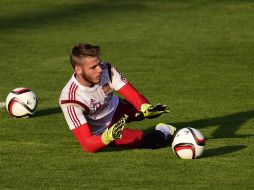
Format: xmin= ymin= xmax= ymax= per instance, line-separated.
xmin=59 ymin=43 xmax=176 ymax=153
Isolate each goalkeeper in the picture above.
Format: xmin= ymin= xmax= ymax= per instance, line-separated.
xmin=59 ymin=43 xmax=176 ymax=153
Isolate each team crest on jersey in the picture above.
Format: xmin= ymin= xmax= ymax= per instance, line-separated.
xmin=102 ymin=83 xmax=113 ymax=95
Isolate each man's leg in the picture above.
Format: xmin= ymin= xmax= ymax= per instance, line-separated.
xmin=114 ymin=128 xmax=143 ymax=148
xmin=111 ymin=99 xmax=174 ymax=149
xmin=114 ymin=127 xmax=169 ymax=149
xmin=110 ymin=99 xmax=143 ymax=125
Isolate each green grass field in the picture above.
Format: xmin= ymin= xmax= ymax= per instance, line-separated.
xmin=0 ymin=0 xmax=254 ymax=189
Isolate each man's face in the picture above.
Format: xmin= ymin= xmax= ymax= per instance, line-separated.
xmin=77 ymin=56 xmax=102 ymax=86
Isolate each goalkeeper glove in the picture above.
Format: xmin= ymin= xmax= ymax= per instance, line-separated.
xmin=135 ymin=103 xmax=169 ymax=120
xmin=101 ymin=114 xmax=128 ymax=145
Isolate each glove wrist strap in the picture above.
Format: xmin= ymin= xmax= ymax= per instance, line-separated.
xmin=101 ymin=129 xmax=112 ymax=145
xmin=140 ymin=103 xmax=151 ymax=112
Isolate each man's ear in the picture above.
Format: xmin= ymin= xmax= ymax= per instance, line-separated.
xmin=75 ymin=65 xmax=82 ymax=75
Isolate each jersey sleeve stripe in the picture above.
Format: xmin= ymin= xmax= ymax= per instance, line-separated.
xmin=61 ymin=100 xmax=90 ymax=114
xmin=71 ymin=107 xmax=81 ymax=126
xmin=70 ymin=84 xmax=76 ymax=100
xmin=68 ymin=83 xmax=78 ymax=101
xmin=69 ymin=107 xmax=80 ymax=127
xmin=73 ymin=84 xmax=78 ymax=100
xmin=68 ymin=106 xmax=82 ymax=128
xmin=67 ymin=106 xmax=77 ymax=128
xmin=68 ymin=82 xmax=75 ymax=100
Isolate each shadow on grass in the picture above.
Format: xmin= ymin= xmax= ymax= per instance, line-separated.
xmin=35 ymin=107 xmax=62 ymax=117
xmin=34 ymin=106 xmax=253 ymax=156
xmin=163 ymin=110 xmax=254 ymax=157
xmin=202 ymin=145 xmax=246 ymax=158
xmin=132 ymin=110 xmax=253 ymax=156
xmin=102 ymin=146 xmax=126 ymax=152
xmin=0 ymin=1 xmax=145 ymax=31
xmin=171 ymin=110 xmax=254 ymax=139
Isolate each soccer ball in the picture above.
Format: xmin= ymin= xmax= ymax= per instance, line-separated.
xmin=172 ymin=128 xmax=205 ymax=159
xmin=6 ymin=87 xmax=38 ymax=118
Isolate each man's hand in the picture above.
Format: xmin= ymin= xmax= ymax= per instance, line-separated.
xmin=101 ymin=114 xmax=128 ymax=145
xmin=135 ymin=103 xmax=169 ymax=120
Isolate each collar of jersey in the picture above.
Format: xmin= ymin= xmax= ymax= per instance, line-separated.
xmin=72 ymin=73 xmax=99 ymax=91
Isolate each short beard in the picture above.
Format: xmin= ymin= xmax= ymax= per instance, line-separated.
xmin=81 ymin=73 xmax=97 ymax=87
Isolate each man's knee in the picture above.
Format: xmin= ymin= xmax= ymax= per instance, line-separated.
xmin=141 ymin=130 xmax=167 ymax=149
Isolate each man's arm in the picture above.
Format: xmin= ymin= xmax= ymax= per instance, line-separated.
xmin=72 ymin=124 xmax=107 ymax=153
xmin=110 ymin=64 xmax=169 ymax=119
xmin=118 ymin=82 xmax=169 ymax=119
xmin=108 ymin=64 xmax=149 ymax=110
xmin=72 ymin=115 xmax=128 ymax=153
xmin=60 ymin=97 xmax=128 ymax=153
xmin=118 ymin=82 xmax=149 ymax=110
xmin=60 ymin=104 xmax=107 ymax=153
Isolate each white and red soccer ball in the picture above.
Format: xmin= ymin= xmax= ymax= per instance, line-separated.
xmin=172 ymin=127 xmax=205 ymax=159
xmin=6 ymin=87 xmax=38 ymax=118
